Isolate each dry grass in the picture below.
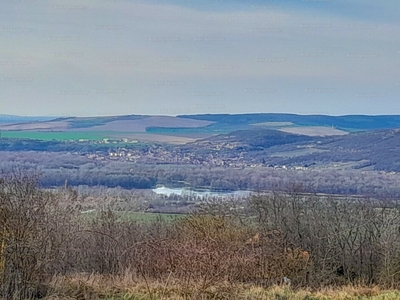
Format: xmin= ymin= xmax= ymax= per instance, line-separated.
xmin=43 ymin=274 xmax=400 ymax=300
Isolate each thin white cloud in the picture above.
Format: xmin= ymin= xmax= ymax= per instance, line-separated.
xmin=0 ymin=0 xmax=399 ymax=116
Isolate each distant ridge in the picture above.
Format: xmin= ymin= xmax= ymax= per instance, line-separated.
xmin=178 ymin=113 xmax=400 ymax=131
xmin=3 ymin=113 xmax=400 ymax=135
xmin=0 ymin=114 xmax=55 ymax=123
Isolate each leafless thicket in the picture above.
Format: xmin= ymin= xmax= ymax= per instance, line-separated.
xmin=0 ymin=171 xmax=77 ymax=299
xmin=1 ymin=173 xmax=400 ymax=299
xmin=249 ymin=189 xmax=400 ymax=287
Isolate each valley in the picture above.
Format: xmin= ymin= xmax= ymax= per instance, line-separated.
xmin=1 ymin=113 xmax=400 ymax=198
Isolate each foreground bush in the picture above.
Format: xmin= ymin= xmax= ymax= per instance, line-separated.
xmin=2 ymin=172 xmax=400 ymax=298
xmin=0 ymin=171 xmax=77 ymax=299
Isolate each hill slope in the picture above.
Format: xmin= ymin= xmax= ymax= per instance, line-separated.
xmin=179 ymin=113 xmax=400 ymax=131
xmin=185 ymin=127 xmax=400 ymax=172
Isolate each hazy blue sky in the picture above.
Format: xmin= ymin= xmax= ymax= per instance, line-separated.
xmin=1 ymin=0 xmax=399 ymax=116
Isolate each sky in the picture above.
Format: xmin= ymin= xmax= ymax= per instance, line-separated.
xmin=0 ymin=0 xmax=399 ymax=117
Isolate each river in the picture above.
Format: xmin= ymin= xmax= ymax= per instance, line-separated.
xmin=151 ymin=186 xmax=252 ymax=198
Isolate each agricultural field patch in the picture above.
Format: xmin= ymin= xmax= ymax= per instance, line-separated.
xmin=76 ymin=116 xmax=213 ymax=132
xmin=251 ymin=121 xmax=294 ymax=127
xmin=279 ymin=126 xmax=349 ymax=136
xmin=0 ymin=131 xmax=109 ymax=141
xmin=0 ymin=120 xmax=70 ymax=131
xmin=111 ymin=132 xmax=197 ymax=144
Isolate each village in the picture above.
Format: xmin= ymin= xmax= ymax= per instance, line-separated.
xmin=84 ymin=143 xmax=310 ymax=171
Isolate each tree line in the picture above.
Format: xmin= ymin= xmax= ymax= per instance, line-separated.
xmin=1 ymin=151 xmax=400 ymax=197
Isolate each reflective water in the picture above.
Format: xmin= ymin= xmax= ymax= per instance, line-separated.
xmin=152 ymin=186 xmax=251 ymax=198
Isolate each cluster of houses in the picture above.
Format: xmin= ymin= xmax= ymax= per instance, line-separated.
xmin=82 ymin=144 xmax=312 ymax=171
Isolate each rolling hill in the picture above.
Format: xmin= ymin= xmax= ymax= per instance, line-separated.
xmin=1 ymin=113 xmax=400 ymax=144
xmin=0 ymin=115 xmax=213 ymax=132
xmin=0 ymin=114 xmax=54 ymax=124
xmin=183 ymin=126 xmax=400 ymax=172
xmin=179 ymin=113 xmax=400 ymax=132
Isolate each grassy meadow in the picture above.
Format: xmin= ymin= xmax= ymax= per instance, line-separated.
xmin=0 ymin=130 xmax=108 ymax=141
xmin=0 ymin=129 xmax=196 ymax=144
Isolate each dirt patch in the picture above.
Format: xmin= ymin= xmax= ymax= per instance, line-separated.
xmin=0 ymin=121 xmax=69 ymax=131
xmin=112 ymin=133 xmax=197 ymax=144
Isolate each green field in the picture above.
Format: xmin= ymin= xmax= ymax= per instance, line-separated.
xmin=0 ymin=130 xmax=197 ymax=144
xmin=0 ymin=130 xmax=109 ymax=141
xmin=0 ymin=131 xmax=155 ymax=144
